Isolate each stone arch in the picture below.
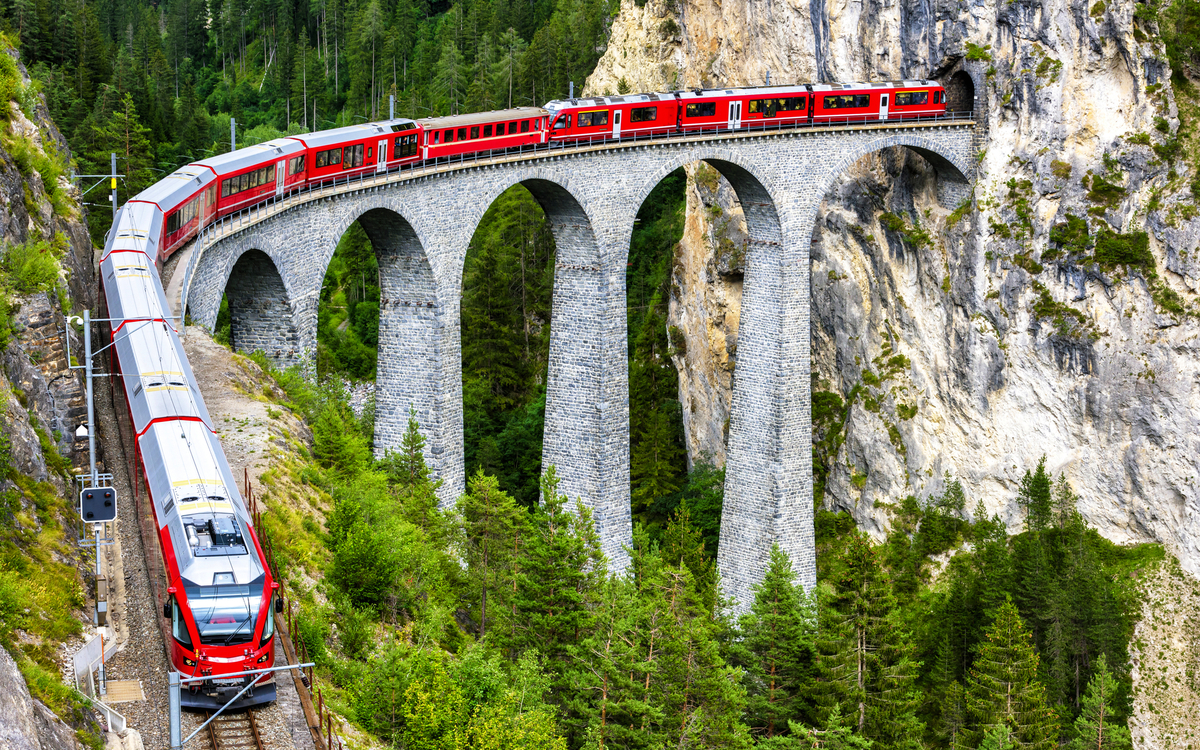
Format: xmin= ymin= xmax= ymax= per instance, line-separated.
xmin=634 ymin=150 xmax=805 ymax=610
xmin=221 ymin=248 xmax=302 ymax=367
xmin=324 ymin=206 xmax=443 ymax=470
xmin=945 ymin=70 xmax=976 ymax=116
xmin=820 ymin=133 xmax=973 ymax=196
xmin=457 ymin=173 xmax=628 ymax=562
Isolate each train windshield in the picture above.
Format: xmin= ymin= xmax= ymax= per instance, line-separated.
xmin=186 ymin=583 xmax=261 ymax=645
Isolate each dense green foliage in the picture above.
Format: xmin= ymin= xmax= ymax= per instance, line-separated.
xmin=0 ymin=0 xmax=619 ymax=242
xmin=247 ymin=351 xmax=1156 ymax=750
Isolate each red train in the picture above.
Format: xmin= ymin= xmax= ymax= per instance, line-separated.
xmin=134 ymin=79 xmax=946 ymax=263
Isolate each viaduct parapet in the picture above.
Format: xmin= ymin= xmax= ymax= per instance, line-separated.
xmin=179 ymin=121 xmax=976 ymax=610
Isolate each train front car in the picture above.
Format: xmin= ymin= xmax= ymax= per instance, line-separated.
xmin=99 ymin=203 xmax=280 ymax=709
xmin=146 ymin=421 xmax=278 ymax=709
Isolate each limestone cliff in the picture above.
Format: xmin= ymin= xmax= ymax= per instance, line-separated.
xmin=587 ymin=0 xmax=1200 ymax=743
xmin=586 ymin=0 xmax=1199 ymax=558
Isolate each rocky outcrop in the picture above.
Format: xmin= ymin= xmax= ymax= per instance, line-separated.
xmin=586 ymin=0 xmax=1200 ymax=580
xmin=0 ymin=646 xmax=78 ymax=750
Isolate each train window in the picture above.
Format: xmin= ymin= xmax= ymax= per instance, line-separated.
xmin=521 ymin=120 xmax=531 ymax=133
xmin=577 ymin=110 xmax=609 ymax=127
xmin=510 ymin=122 xmax=519 ymax=133
xmin=170 ymin=597 xmax=193 ymax=649
xmin=471 ymin=126 xmax=480 ymax=139
xmin=630 ymin=106 xmax=657 ymax=122
xmin=458 ymin=128 xmax=467 ymax=140
xmin=553 ymin=114 xmax=569 ymax=129
xmin=496 ymin=123 xmax=505 ymax=136
xmin=341 ymin=144 xmax=364 ymax=169
xmin=368 ymin=147 xmax=373 ymax=159
xmin=894 ymin=91 xmax=929 ymax=106
xmin=167 ymin=211 xmax=180 ymax=234
xmin=316 ymin=151 xmax=327 ymax=168
xmin=823 ymin=94 xmax=872 ymax=109
xmin=685 ymin=102 xmax=717 ymax=118
xmin=484 ymin=124 xmax=493 ymax=137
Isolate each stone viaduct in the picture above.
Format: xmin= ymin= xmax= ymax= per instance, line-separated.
xmin=175 ymin=120 xmax=976 ymax=610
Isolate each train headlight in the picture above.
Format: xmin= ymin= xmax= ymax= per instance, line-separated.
xmin=257 ymin=652 xmax=269 ymax=663
xmin=183 ymin=657 xmax=197 ymax=667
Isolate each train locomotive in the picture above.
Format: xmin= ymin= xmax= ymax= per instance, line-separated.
xmin=101 ymin=206 xmax=281 ymax=709
xmin=104 ymin=78 xmax=946 ymax=708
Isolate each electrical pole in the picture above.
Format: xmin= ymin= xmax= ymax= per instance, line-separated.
xmin=231 ymin=118 xmax=237 ymax=151
xmin=110 ymin=154 xmax=117 ymax=223
xmin=390 ymin=95 xmax=394 ymax=120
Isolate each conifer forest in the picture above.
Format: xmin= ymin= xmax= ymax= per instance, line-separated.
xmin=0 ymin=0 xmax=1180 ymax=742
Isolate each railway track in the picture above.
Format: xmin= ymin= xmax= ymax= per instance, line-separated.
xmin=202 ymin=709 xmax=267 ymax=750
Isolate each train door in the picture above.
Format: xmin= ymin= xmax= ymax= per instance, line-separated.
xmin=275 ymin=160 xmax=285 ymax=196
xmin=377 ymin=140 xmax=387 ymax=172
xmin=728 ymin=101 xmax=742 ymax=129
xmin=612 ymin=110 xmax=621 ymax=138
xmin=879 ymin=94 xmax=889 ymax=121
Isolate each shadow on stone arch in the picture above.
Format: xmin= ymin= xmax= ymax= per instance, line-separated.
xmin=337 ymin=207 xmax=440 ymax=464
xmin=222 ymin=249 xmax=301 ymax=367
xmin=458 ymin=183 xmax=557 ymax=507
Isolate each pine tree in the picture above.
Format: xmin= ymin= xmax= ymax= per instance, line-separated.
xmin=563 ymin=573 xmax=641 ymax=749
xmin=1067 ymin=654 xmax=1130 ymax=750
xmin=456 ymin=468 xmax=522 ymax=639
xmin=433 ymin=36 xmax=467 ymax=114
xmin=381 ymin=407 xmax=448 ymax=545
xmin=660 ymin=507 xmax=718 ymax=611
xmin=506 ymin=466 xmax=605 ymax=668
xmin=737 ymin=544 xmax=818 ymax=738
xmin=790 ymin=704 xmax=875 ymax=749
xmin=965 ymin=598 xmax=1058 ymax=749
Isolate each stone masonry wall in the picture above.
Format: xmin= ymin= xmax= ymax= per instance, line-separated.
xmin=184 ymin=124 xmax=975 ymax=608
xmin=225 ymin=249 xmax=302 ymax=366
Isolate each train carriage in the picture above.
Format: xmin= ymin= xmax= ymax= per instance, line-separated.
xmin=545 ymin=94 xmax=677 ymax=142
xmin=199 ymin=139 xmax=307 ymax=219
xmin=131 ymin=166 xmax=217 ymax=262
xmin=419 ymin=108 xmax=546 ymax=159
xmin=291 ymin=119 xmax=421 ymax=184
xmin=811 ymin=80 xmax=945 ymax=124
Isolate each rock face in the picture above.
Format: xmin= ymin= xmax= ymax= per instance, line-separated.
xmin=586 ymin=0 xmax=1200 ymax=582
xmin=0 ymin=646 xmax=77 ymax=750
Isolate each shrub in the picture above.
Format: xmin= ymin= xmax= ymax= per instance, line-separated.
xmin=4 ymin=234 xmax=64 ymax=294
xmin=1090 ymin=0 xmax=1106 ymax=17
xmin=966 ymin=42 xmax=993 ymax=61
xmin=1050 ymin=159 xmax=1072 ymax=179
xmin=1094 ymin=231 xmax=1152 ymax=270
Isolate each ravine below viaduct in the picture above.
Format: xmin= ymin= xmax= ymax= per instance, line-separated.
xmin=174 ymin=119 xmax=976 ymax=611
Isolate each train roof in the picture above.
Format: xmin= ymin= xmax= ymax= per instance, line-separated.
xmin=810 ymin=80 xmax=940 ymax=91
xmin=114 ymin=318 xmax=212 ymax=434
xmin=289 ymin=119 xmax=418 ymax=150
xmin=100 ymin=248 xmax=171 ymax=324
xmin=418 ymin=107 xmax=546 ymax=129
xmin=103 ymin=204 xmax=163 ymax=262
xmin=133 ymin=166 xmax=214 ymax=213
xmin=193 ymin=138 xmax=307 ymax=176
